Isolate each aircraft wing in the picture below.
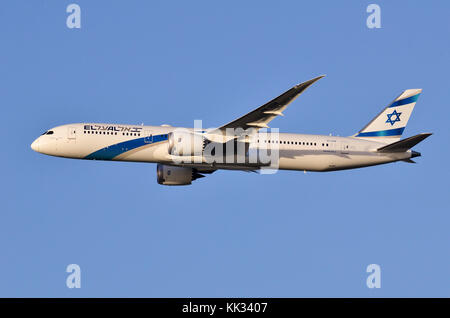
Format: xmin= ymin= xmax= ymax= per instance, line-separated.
xmin=218 ymin=75 xmax=324 ymax=131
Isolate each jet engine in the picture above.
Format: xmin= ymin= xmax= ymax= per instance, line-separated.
xmin=167 ymin=131 xmax=205 ymax=156
xmin=156 ymin=164 xmax=204 ymax=186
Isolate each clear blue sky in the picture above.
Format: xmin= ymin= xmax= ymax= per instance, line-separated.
xmin=1 ymin=0 xmax=449 ymax=297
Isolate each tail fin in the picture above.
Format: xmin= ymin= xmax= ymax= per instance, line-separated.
xmin=354 ymin=89 xmax=422 ymax=143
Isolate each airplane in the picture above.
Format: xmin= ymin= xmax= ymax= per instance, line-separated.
xmin=31 ymin=75 xmax=431 ymax=185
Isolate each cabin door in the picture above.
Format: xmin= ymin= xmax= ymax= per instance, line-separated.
xmin=144 ymin=130 xmax=153 ymax=143
xmin=67 ymin=127 xmax=77 ymax=140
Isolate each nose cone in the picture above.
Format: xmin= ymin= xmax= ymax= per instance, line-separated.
xmin=31 ymin=135 xmax=58 ymax=156
xmin=31 ymin=138 xmax=40 ymax=152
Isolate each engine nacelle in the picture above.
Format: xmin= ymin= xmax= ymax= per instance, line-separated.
xmin=167 ymin=131 xmax=204 ymax=156
xmin=156 ymin=164 xmax=204 ymax=186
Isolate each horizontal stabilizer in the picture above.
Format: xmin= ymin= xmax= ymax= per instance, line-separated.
xmin=377 ymin=133 xmax=432 ymax=153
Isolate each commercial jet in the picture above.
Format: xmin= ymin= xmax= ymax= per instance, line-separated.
xmin=31 ymin=76 xmax=431 ymax=185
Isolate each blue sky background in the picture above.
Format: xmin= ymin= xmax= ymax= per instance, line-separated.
xmin=1 ymin=0 xmax=449 ymax=297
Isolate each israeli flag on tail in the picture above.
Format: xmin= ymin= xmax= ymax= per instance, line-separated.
xmin=353 ymin=89 xmax=422 ymax=144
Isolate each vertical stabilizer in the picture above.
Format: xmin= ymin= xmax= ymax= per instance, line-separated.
xmin=354 ymin=89 xmax=421 ymax=143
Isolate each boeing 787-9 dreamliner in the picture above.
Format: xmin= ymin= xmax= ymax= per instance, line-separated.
xmin=31 ymin=76 xmax=431 ymax=185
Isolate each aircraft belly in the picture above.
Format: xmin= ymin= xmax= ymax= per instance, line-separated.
xmin=278 ymin=152 xmax=409 ymax=171
xmin=279 ymin=155 xmax=332 ymax=171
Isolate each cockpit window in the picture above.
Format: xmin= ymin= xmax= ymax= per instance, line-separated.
xmin=41 ymin=130 xmax=54 ymax=135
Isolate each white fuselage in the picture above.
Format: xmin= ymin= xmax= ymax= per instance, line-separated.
xmin=31 ymin=123 xmax=412 ymax=172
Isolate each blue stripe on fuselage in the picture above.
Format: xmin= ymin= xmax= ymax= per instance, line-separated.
xmin=85 ymin=134 xmax=168 ymax=160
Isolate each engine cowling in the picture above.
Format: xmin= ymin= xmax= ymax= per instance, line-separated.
xmin=156 ymin=164 xmax=204 ymax=186
xmin=167 ymin=131 xmax=204 ymax=156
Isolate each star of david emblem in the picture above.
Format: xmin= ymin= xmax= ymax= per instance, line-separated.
xmin=386 ymin=109 xmax=402 ymax=126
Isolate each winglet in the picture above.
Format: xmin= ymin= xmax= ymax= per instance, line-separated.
xmin=295 ymin=75 xmax=325 ymax=90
